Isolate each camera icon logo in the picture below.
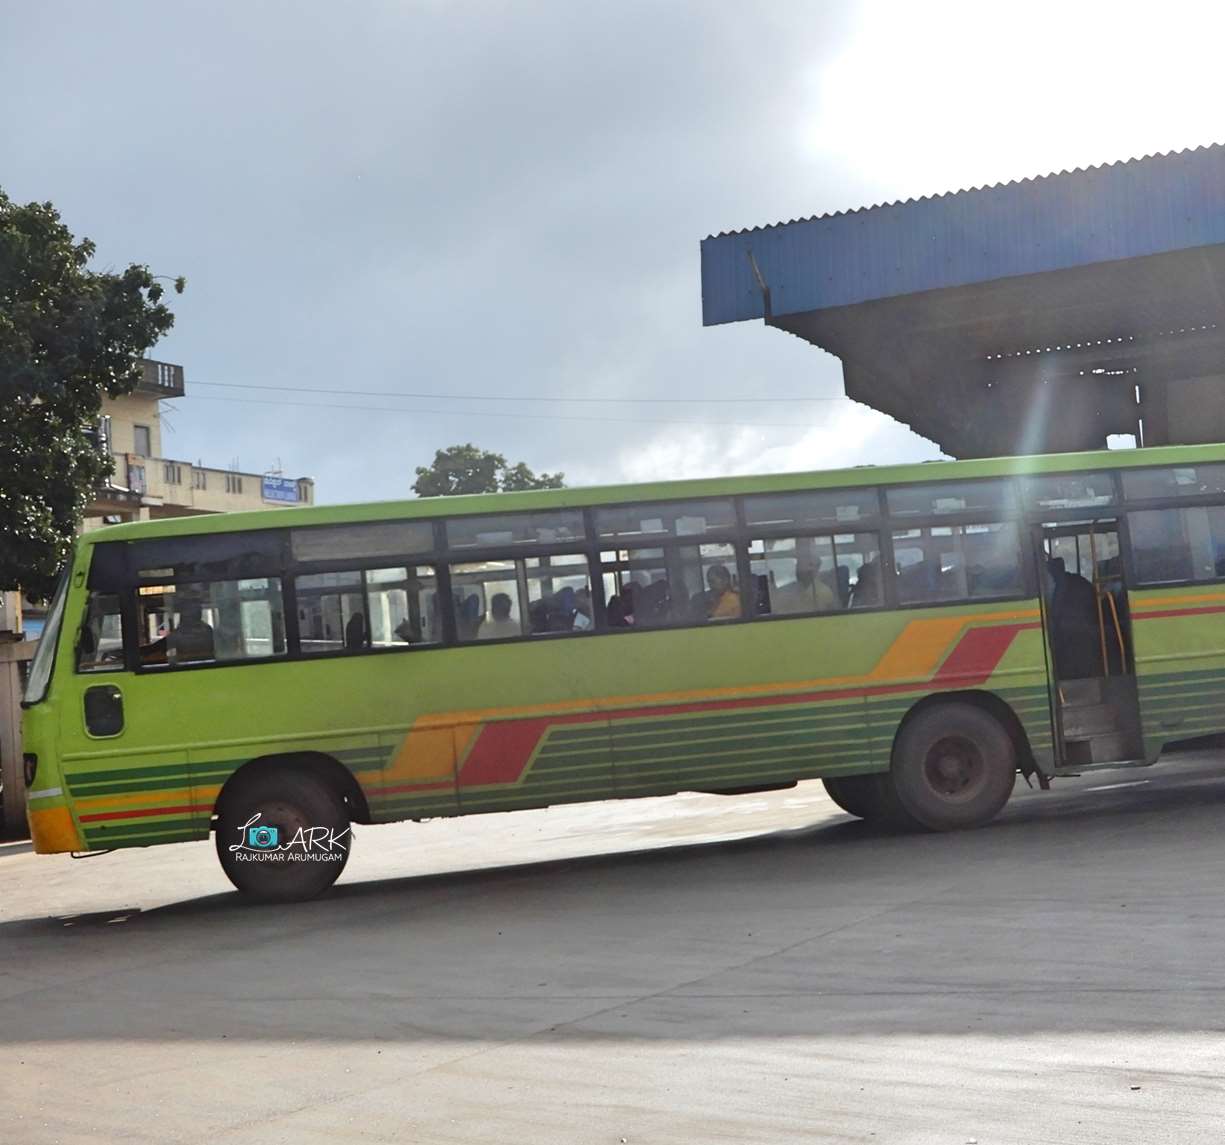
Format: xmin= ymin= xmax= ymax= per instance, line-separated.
xmin=247 ymin=825 xmax=279 ymax=849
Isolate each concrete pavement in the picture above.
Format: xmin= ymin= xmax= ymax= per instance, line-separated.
xmin=2 ymin=754 xmax=1225 ymax=1142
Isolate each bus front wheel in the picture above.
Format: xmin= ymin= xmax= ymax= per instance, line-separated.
xmin=215 ymin=767 xmax=351 ymax=902
xmin=890 ymin=702 xmax=1016 ymax=831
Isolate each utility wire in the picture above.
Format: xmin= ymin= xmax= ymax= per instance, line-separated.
xmin=188 ymin=379 xmax=844 ymax=405
xmin=186 ymin=394 xmax=819 ymax=430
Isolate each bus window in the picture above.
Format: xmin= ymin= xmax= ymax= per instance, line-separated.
xmin=371 ymin=566 xmax=441 ymax=646
xmin=744 ymin=488 xmax=879 ymax=529
xmin=750 ymin=533 xmax=878 ymax=615
xmin=887 ymin=479 xmax=1014 ymax=519
xmin=291 ymin=520 xmax=435 ymax=562
xmin=295 ymin=571 xmax=363 ymax=654
xmin=446 ymin=511 xmax=584 ymax=550
xmin=1121 ymin=464 xmax=1225 ymax=501
xmin=893 ymin=522 xmax=1024 ymax=604
xmin=601 ymin=543 xmax=738 ymax=625
xmin=1022 ymin=472 xmax=1117 ymax=512
xmin=450 ymin=560 xmax=520 ymax=640
xmin=596 ymin=500 xmax=736 ymax=542
xmin=524 ymin=555 xmax=592 ymax=634
xmin=137 ymin=579 xmax=286 ymax=667
xmin=76 ymin=592 xmax=125 ymax=672
xmin=1129 ymin=506 xmax=1225 ymax=584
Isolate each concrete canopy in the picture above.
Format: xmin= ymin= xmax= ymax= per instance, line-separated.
xmin=701 ymin=145 xmax=1225 ymax=458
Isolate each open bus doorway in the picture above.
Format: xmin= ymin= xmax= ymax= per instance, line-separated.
xmin=1037 ymin=520 xmax=1144 ymax=768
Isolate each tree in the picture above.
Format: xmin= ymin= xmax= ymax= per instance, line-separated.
xmin=413 ymin=443 xmax=564 ymax=497
xmin=0 ymin=190 xmax=181 ymax=596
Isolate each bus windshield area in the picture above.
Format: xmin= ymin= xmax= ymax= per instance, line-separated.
xmin=22 ymin=569 xmax=68 ymax=705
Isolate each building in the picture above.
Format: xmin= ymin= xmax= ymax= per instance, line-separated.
xmin=85 ymin=358 xmax=314 ymax=528
xmin=701 ymin=143 xmax=1225 ymax=458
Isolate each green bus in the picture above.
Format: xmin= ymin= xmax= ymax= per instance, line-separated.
xmin=22 ymin=442 xmax=1225 ymax=900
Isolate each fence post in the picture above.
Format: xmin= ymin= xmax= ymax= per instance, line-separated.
xmin=0 ymin=642 xmax=35 ymax=838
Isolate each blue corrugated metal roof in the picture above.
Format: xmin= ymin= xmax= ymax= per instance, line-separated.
xmin=701 ymin=144 xmax=1225 ymax=326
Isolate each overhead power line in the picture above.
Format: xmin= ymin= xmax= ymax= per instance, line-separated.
xmin=188 ymin=379 xmax=844 ymax=405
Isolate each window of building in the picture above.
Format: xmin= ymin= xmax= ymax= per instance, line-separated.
xmin=1129 ymin=506 xmax=1225 ymax=584
xmin=446 ymin=510 xmax=585 ymax=550
xmin=450 ymin=554 xmax=593 ymax=640
xmin=133 ymin=425 xmax=151 ymax=457
xmin=601 ymin=542 xmax=739 ymax=626
xmin=892 ymin=522 xmax=1025 ymax=604
xmin=225 ymin=472 xmax=244 ymax=495
xmin=128 ymin=464 xmax=146 ymax=495
xmin=1022 ymin=472 xmax=1117 ymax=512
xmin=1121 ymin=464 xmax=1225 ymax=502
xmin=163 ymin=463 xmax=182 ymax=485
xmin=76 ymin=593 xmax=124 ymax=672
xmin=887 ymin=479 xmax=1014 ymax=519
xmin=291 ymin=520 xmax=435 ymax=563
xmin=193 ymin=469 xmax=207 ymax=491
xmin=596 ymin=499 xmax=736 ymax=542
xmin=136 ymin=578 xmax=286 ymax=668
xmin=749 ymin=532 xmax=880 ymax=616
xmin=744 ymin=488 xmax=879 ymax=529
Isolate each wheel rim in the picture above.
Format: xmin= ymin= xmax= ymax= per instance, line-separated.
xmin=922 ymin=734 xmax=987 ymax=802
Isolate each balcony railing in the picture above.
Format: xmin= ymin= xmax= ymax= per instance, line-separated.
xmin=135 ymin=358 xmax=185 ymax=398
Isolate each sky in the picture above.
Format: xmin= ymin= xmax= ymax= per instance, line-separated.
xmin=3 ymin=0 xmax=1223 ymax=506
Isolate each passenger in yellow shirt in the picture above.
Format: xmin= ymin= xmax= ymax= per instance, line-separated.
xmin=705 ymin=564 xmax=742 ymax=620
xmin=772 ymin=558 xmax=836 ymax=614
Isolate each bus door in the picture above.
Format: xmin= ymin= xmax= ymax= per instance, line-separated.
xmin=1035 ymin=520 xmax=1144 ymax=769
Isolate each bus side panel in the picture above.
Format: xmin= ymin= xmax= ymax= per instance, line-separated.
xmin=1130 ymin=586 xmax=1225 ymax=761
xmin=864 ymin=602 xmax=1054 ymax=774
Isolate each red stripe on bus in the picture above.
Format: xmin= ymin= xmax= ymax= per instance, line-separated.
xmin=454 ymin=621 xmax=1036 ymax=789
xmin=1133 ymin=605 xmax=1225 ymax=620
xmin=79 ymin=803 xmax=208 ymax=823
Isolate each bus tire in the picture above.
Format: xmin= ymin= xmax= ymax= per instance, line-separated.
xmin=823 ymin=774 xmax=890 ymax=820
xmin=890 ymin=702 xmax=1016 ymax=831
xmin=215 ymin=767 xmax=351 ymax=902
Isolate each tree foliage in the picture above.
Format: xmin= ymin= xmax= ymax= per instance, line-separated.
xmin=413 ymin=443 xmax=565 ymax=497
xmin=0 ymin=190 xmax=179 ymax=596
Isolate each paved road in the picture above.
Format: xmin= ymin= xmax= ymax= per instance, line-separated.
xmin=3 ymin=754 xmax=1225 ymax=1143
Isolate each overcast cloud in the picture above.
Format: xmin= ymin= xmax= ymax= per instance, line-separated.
xmin=3 ymin=1 xmax=1222 ymax=504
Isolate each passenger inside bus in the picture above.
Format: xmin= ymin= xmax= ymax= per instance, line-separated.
xmin=849 ymin=558 xmax=882 ymax=607
xmin=704 ymin=564 xmax=741 ymax=620
xmin=771 ymin=557 xmax=836 ymax=614
xmin=480 ymin=592 xmax=521 ymax=639
xmin=1046 ymin=557 xmax=1103 ymax=678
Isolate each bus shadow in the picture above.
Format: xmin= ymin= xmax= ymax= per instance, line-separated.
xmin=4 ymin=761 xmax=1225 ymax=1044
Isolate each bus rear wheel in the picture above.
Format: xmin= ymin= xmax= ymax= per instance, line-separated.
xmin=822 ymin=774 xmax=893 ymax=820
xmin=890 ymin=702 xmax=1016 ymax=831
xmin=215 ymin=767 xmax=351 ymax=902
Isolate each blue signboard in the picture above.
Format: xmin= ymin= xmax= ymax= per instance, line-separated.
xmin=262 ymin=475 xmax=300 ymax=503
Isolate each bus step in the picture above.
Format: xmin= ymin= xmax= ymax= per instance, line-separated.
xmin=1060 ymin=677 xmax=1106 ymax=708
xmin=1064 ymin=731 xmax=1137 ymax=767
xmin=1060 ymin=702 xmax=1122 ymax=740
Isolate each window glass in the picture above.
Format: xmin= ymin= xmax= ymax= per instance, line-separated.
xmin=1129 ymin=507 xmax=1225 ymax=584
xmin=451 ymin=559 xmax=520 ymax=640
xmin=24 ymin=570 xmax=68 ymax=704
xmin=1022 ymin=472 xmax=1116 ymax=511
xmin=131 ymin=531 xmax=283 ymax=582
xmin=1121 ymin=464 xmax=1225 ymax=501
xmin=525 ymin=555 xmax=593 ymax=634
xmin=133 ymin=425 xmax=151 ymax=457
xmin=744 ymin=488 xmax=879 ymax=529
xmin=892 ymin=522 xmax=1024 ymax=604
xmin=76 ymin=593 xmax=124 ymax=672
xmin=601 ymin=542 xmax=740 ymax=626
xmin=887 ymin=480 xmax=1014 ymax=518
xmin=450 ymin=556 xmax=592 ymax=639
xmin=749 ymin=532 xmax=880 ymax=615
xmin=295 ymin=570 xmax=363 ymax=654
xmin=370 ymin=566 xmax=442 ymax=647
xmin=137 ymin=579 xmax=286 ymax=667
xmin=291 ymin=520 xmax=434 ymax=563
xmin=596 ymin=499 xmax=736 ymax=541
xmin=446 ymin=511 xmax=584 ymax=549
